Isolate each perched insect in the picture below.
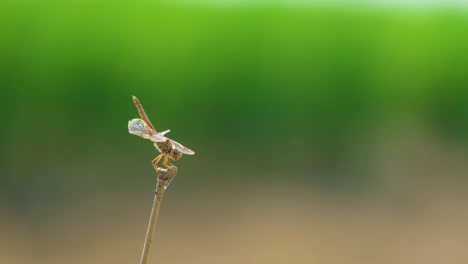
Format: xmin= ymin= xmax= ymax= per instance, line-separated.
xmin=128 ymin=96 xmax=195 ymax=171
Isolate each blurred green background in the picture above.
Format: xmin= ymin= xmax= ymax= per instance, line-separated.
xmin=1 ymin=1 xmax=468 ymax=263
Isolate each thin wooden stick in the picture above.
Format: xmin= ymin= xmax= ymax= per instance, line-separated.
xmin=139 ymin=166 xmax=178 ymax=264
xmin=140 ymin=179 xmax=167 ymax=264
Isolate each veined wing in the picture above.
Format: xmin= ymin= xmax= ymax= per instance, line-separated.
xmin=159 ymin=129 xmax=170 ymax=136
xmin=149 ymin=133 xmax=168 ymax=143
xmin=128 ymin=118 xmax=154 ymax=139
xmin=149 ymin=130 xmax=170 ymax=142
xmin=170 ymin=139 xmax=195 ymax=155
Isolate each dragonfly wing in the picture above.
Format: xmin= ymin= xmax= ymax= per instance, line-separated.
xmin=170 ymin=139 xmax=195 ymax=155
xmin=150 ymin=133 xmax=167 ymax=142
xmin=128 ymin=118 xmax=153 ymax=139
xmin=159 ymin=129 xmax=170 ymax=136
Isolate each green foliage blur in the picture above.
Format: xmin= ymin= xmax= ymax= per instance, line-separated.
xmin=1 ymin=2 xmax=468 ymax=204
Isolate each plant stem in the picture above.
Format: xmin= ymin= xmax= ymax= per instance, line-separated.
xmin=139 ymin=165 xmax=177 ymax=264
xmin=140 ymin=178 xmax=167 ymax=264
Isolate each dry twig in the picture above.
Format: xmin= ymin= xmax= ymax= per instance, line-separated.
xmin=140 ymin=165 xmax=178 ymax=264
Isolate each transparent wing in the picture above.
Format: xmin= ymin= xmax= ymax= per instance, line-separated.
xmin=149 ymin=133 xmax=167 ymax=143
xmin=159 ymin=129 xmax=170 ymax=136
xmin=170 ymin=139 xmax=195 ymax=155
xmin=128 ymin=118 xmax=153 ymax=139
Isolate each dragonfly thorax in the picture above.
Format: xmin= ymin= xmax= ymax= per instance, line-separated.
xmin=153 ymin=141 xmax=183 ymax=161
xmin=154 ymin=140 xmax=172 ymax=154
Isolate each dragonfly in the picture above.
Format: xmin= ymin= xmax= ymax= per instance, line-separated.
xmin=128 ymin=96 xmax=195 ymax=171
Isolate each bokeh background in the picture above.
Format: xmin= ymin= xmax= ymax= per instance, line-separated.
xmin=1 ymin=1 xmax=468 ymax=263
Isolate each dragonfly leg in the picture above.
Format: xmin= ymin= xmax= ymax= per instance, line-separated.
xmin=151 ymin=154 xmax=164 ymax=172
xmin=163 ymin=155 xmax=172 ymax=168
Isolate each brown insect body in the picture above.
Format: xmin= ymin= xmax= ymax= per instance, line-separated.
xmin=154 ymin=141 xmax=183 ymax=161
xmin=154 ymin=141 xmax=171 ymax=154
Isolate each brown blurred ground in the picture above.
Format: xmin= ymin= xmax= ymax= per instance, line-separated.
xmin=1 ymin=181 xmax=467 ymax=264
